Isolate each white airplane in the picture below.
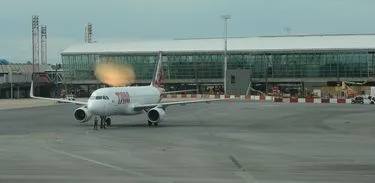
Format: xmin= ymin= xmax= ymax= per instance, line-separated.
xmin=30 ymin=52 xmax=227 ymax=128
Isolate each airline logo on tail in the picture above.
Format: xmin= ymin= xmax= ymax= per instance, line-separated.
xmin=151 ymin=52 xmax=164 ymax=89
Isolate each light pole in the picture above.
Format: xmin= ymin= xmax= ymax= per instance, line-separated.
xmin=10 ymin=71 xmax=13 ymax=99
xmin=222 ymin=14 xmax=231 ymax=95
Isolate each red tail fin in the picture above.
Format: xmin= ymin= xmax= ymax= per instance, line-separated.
xmin=151 ymin=52 xmax=163 ymax=88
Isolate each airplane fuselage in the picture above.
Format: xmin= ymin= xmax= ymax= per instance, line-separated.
xmin=87 ymin=85 xmax=162 ymax=116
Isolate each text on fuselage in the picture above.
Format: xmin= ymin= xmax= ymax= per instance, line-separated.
xmin=115 ymin=92 xmax=130 ymax=104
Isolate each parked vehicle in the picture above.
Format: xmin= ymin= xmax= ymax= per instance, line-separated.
xmin=351 ymin=96 xmax=364 ymax=104
xmin=57 ymin=94 xmax=76 ymax=103
xmin=351 ymin=95 xmax=375 ymax=104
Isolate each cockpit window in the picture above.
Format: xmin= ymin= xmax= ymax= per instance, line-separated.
xmin=90 ymin=96 xmax=109 ymax=100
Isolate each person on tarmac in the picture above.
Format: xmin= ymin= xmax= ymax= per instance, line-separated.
xmin=100 ymin=120 xmax=106 ymax=129
xmin=94 ymin=118 xmax=98 ymax=130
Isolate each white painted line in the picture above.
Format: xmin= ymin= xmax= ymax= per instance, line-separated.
xmin=235 ymin=171 xmax=258 ymax=183
xmin=261 ymin=104 xmax=280 ymax=107
xmin=43 ymin=145 xmax=148 ymax=177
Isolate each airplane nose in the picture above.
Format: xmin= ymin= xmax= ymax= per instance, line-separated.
xmin=88 ymin=101 xmax=106 ymax=115
xmin=88 ymin=101 xmax=100 ymax=115
xmin=87 ymin=100 xmax=93 ymax=110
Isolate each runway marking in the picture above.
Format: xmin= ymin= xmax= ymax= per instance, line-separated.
xmin=229 ymin=155 xmax=244 ymax=170
xmin=0 ymin=174 xmax=240 ymax=182
xmin=259 ymin=104 xmax=280 ymax=107
xmin=235 ymin=171 xmax=258 ymax=183
xmin=43 ymin=145 xmax=148 ymax=178
xmin=229 ymin=155 xmax=258 ymax=183
xmin=213 ymin=112 xmax=229 ymax=115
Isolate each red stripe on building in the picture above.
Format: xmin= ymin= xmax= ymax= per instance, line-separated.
xmin=337 ymin=98 xmax=346 ymax=103
xmin=305 ymin=98 xmax=314 ymax=103
xmin=290 ymin=98 xmax=298 ymax=103
xmin=321 ymin=99 xmax=330 ymax=103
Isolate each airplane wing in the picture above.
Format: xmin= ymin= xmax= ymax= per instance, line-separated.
xmin=133 ymin=98 xmax=227 ymax=111
xmin=29 ymin=81 xmax=87 ymax=105
xmin=162 ymin=89 xmax=197 ymax=94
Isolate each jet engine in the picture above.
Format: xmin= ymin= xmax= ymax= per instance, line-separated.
xmin=147 ymin=107 xmax=166 ymax=123
xmin=73 ymin=106 xmax=92 ymax=123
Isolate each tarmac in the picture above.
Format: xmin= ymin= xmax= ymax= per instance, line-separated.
xmin=0 ymin=99 xmax=374 ymax=183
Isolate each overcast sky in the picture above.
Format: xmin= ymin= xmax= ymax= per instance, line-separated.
xmin=1 ymin=0 xmax=374 ymax=64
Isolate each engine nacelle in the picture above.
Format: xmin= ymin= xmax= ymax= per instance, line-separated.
xmin=147 ymin=107 xmax=166 ymax=123
xmin=73 ymin=106 xmax=93 ymax=123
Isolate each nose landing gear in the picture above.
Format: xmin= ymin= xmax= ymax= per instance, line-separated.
xmin=147 ymin=120 xmax=159 ymax=127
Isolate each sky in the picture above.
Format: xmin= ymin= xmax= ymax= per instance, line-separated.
xmin=0 ymin=0 xmax=375 ymax=64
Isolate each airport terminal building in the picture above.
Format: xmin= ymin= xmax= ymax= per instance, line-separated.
xmin=61 ymin=34 xmax=375 ymax=96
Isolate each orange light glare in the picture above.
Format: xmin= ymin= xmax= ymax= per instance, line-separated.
xmin=94 ymin=62 xmax=135 ymax=87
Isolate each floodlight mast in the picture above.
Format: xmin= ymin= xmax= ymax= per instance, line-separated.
xmin=222 ymin=14 xmax=231 ymax=95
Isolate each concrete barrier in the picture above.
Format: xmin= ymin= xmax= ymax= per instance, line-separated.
xmin=164 ymin=94 xmax=365 ymax=104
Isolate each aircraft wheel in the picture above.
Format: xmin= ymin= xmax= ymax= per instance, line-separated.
xmin=148 ymin=121 xmax=152 ymax=126
xmin=154 ymin=122 xmax=159 ymax=126
xmin=106 ymin=118 xmax=111 ymax=126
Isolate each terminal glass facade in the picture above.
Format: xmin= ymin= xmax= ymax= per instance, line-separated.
xmin=61 ymin=51 xmax=375 ymax=83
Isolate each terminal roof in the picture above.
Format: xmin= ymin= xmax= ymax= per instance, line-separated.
xmin=61 ymin=34 xmax=375 ymax=55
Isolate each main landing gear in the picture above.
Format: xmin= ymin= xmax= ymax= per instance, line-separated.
xmin=147 ymin=120 xmax=159 ymax=127
xmin=93 ymin=116 xmax=111 ymax=130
